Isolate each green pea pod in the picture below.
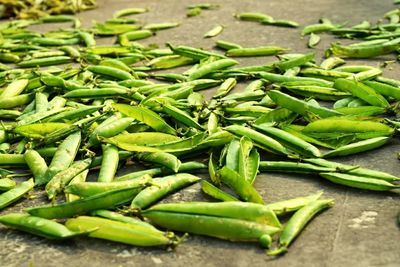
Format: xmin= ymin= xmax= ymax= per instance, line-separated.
xmin=225 ymin=125 xmax=288 ymax=155
xmin=319 ymin=172 xmax=399 ymax=191
xmin=0 ymin=93 xmax=34 ymax=109
xmin=335 ymin=106 xmax=386 ymax=117
xmin=259 ymin=161 xmax=335 ymax=174
xmin=273 ymin=53 xmax=314 ymax=71
xmin=0 ymin=179 xmax=34 ymax=210
xmin=0 ymin=154 xmax=26 ymax=166
xmin=188 ymin=58 xmax=238 ymax=80
xmin=17 ymin=107 xmax=70 ymax=126
xmin=168 ymin=44 xmax=226 ymax=60
xmin=363 ymin=80 xmax=400 ymax=101
xmin=14 ymin=123 xmax=70 ymax=139
xmin=304 ymin=158 xmax=399 ymax=182
xmin=252 ymin=124 xmax=321 ymax=158
xmin=320 ymin=56 xmax=345 ymax=70
xmin=0 ymin=213 xmax=90 ymax=240
xmin=113 ymin=103 xmax=176 ymax=135
xmin=215 ymin=40 xmax=242 ymax=50
xmin=97 ymin=144 xmax=119 ymax=182
xmin=334 ymin=78 xmax=389 ymax=108
xmin=163 ymin=104 xmax=204 ymax=130
xmin=130 ymin=173 xmax=201 ymax=209
xmin=146 ymin=55 xmax=194 ymax=69
xmin=24 ymin=150 xmax=48 ymax=185
xmin=225 ymin=139 xmax=240 ymax=172
xmin=65 ymin=216 xmax=176 ymax=247
xmin=43 ymin=131 xmax=81 ymax=185
xmin=65 ymin=174 xmax=152 ymax=197
xmin=27 ymin=187 xmax=140 ymax=219
xmin=17 ymin=56 xmax=72 ymax=68
xmin=45 ymin=158 xmax=92 ymax=200
xmin=283 ymin=85 xmax=351 ymax=101
xmin=236 ymin=137 xmax=256 ymax=183
xmin=204 ymin=24 xmax=224 ymax=38
xmin=45 ymin=106 xmax=101 ymax=122
xmin=226 ymin=46 xmax=288 ymax=57
xmin=143 ymin=211 xmax=280 ymax=241
xmin=217 ymin=166 xmax=264 ymax=204
xmin=323 ymin=136 xmax=390 ymax=158
xmin=268 ymin=199 xmax=334 ymax=255
xmin=0 ymin=79 xmax=28 ymax=99
xmin=105 ymin=132 xmax=205 ymax=153
xmin=265 ymin=191 xmax=324 ymax=216
xmin=135 ymin=152 xmax=181 ymax=173
xmin=146 ymin=201 xmax=281 ymax=227
xmin=268 ymin=90 xmax=342 ymax=119
xmin=65 ymin=170 xmax=89 ymax=202
xmin=329 ymin=41 xmax=399 ymax=58
xmin=201 ymin=180 xmax=239 ymax=202
xmin=302 ymin=118 xmax=394 ymax=140
xmin=0 ymin=178 xmax=16 ymax=191
xmin=87 ymin=65 xmax=134 ymax=80
xmin=87 ymin=117 xmax=134 ymax=147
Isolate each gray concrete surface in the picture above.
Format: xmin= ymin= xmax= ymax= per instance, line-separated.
xmin=1 ymin=0 xmax=400 ymax=266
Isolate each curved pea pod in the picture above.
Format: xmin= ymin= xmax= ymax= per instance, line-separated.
xmin=363 ymin=80 xmax=400 ymax=101
xmin=27 ymin=187 xmax=140 ymax=219
xmin=259 ymin=161 xmax=335 ymax=174
xmin=66 ymin=216 xmax=176 ymax=247
xmin=253 ymin=124 xmax=321 ymax=158
xmin=323 ymin=136 xmax=390 ymax=158
xmin=43 ymin=131 xmax=81 ymax=185
xmin=302 ymin=118 xmax=394 ymax=139
xmin=201 ymin=180 xmax=239 ymax=202
xmin=208 ymin=152 xmax=220 ymax=185
xmin=225 ymin=125 xmax=288 ymax=155
xmin=65 ymin=174 xmax=152 ymax=197
xmin=0 ymin=213 xmax=91 ymax=240
xmin=0 ymin=178 xmax=16 ymax=191
xmin=188 ymin=58 xmax=238 ymax=81
xmin=0 ymin=79 xmax=28 ymax=99
xmin=87 ymin=65 xmax=134 ymax=80
xmin=112 ymin=103 xmax=176 ymax=135
xmin=24 ymin=150 xmax=48 ymax=185
xmin=217 ymin=166 xmax=264 ymax=204
xmin=145 ymin=201 xmax=281 ymax=227
xmin=319 ymin=172 xmax=399 ymax=191
xmin=333 ymin=78 xmax=389 ymax=108
xmin=14 ymin=123 xmax=70 ymax=139
xmin=304 ymin=158 xmax=400 ymax=182
xmin=268 ymin=90 xmax=342 ymax=119
xmin=225 ymin=139 xmax=240 ymax=172
xmin=273 ymin=53 xmax=315 ymax=72
xmin=0 ymin=179 xmax=34 ymax=210
xmin=329 ymin=41 xmax=399 ymax=58
xmin=130 ymin=173 xmax=201 ymax=209
xmin=163 ymin=104 xmax=203 ymax=130
xmin=105 ymin=132 xmax=205 ymax=153
xmin=268 ymin=199 xmax=334 ymax=256
xmin=146 ymin=55 xmax=194 ymax=69
xmin=135 ymin=152 xmax=181 ymax=173
xmin=142 ymin=211 xmax=280 ymax=242
xmin=235 ymin=12 xmax=273 ymax=22
xmin=87 ymin=117 xmax=134 ymax=147
xmin=265 ymin=191 xmax=324 ymax=216
xmin=45 ymin=158 xmax=92 ymax=200
xmin=226 ymin=46 xmax=288 ymax=57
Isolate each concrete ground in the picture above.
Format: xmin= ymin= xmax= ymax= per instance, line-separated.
xmin=1 ymin=0 xmax=400 ymax=266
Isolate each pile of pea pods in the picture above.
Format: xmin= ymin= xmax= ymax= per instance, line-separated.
xmin=0 ymin=5 xmax=399 ymax=257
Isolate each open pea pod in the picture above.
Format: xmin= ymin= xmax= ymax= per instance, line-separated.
xmin=112 ymin=103 xmax=176 ymax=135
xmin=14 ymin=123 xmax=70 ymax=139
xmin=237 ymin=137 xmax=259 ymax=184
xmin=104 ymin=132 xmax=205 ymax=153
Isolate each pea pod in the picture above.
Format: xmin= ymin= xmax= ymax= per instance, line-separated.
xmin=163 ymin=104 xmax=203 ymax=130
xmin=134 ymin=152 xmax=181 ymax=173
xmin=15 ymin=123 xmax=70 ymax=139
xmin=268 ymin=199 xmax=334 ymax=255
xmin=333 ymin=78 xmax=389 ymax=108
xmin=65 ymin=174 xmax=152 ymax=197
xmin=0 ymin=213 xmax=89 ymax=240
xmin=188 ymin=58 xmax=238 ymax=80
xmin=217 ymin=166 xmax=264 ymax=204
xmin=0 ymin=179 xmax=34 ymax=210
xmin=323 ymin=136 xmax=390 ymax=158
xmin=226 ymin=46 xmax=288 ymax=57
xmin=0 ymin=79 xmax=28 ymax=99
xmin=130 ymin=173 xmax=201 ymax=209
xmin=24 ymin=150 xmax=48 ymax=185
xmin=143 ymin=211 xmax=281 ymax=242
xmin=145 ymin=201 xmax=281 ymax=227
xmin=27 ymin=187 xmax=140 ymax=219
xmin=259 ymin=161 xmax=335 ymax=174
xmin=87 ymin=117 xmax=134 ymax=147
xmin=87 ymin=65 xmax=134 ymax=80
xmin=97 ymin=144 xmax=119 ymax=182
xmin=65 ymin=216 xmax=176 ymax=247
xmin=91 ymin=209 xmax=158 ymax=231
xmin=0 ymin=178 xmax=16 ymax=191
xmin=319 ymin=173 xmax=399 ymax=191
